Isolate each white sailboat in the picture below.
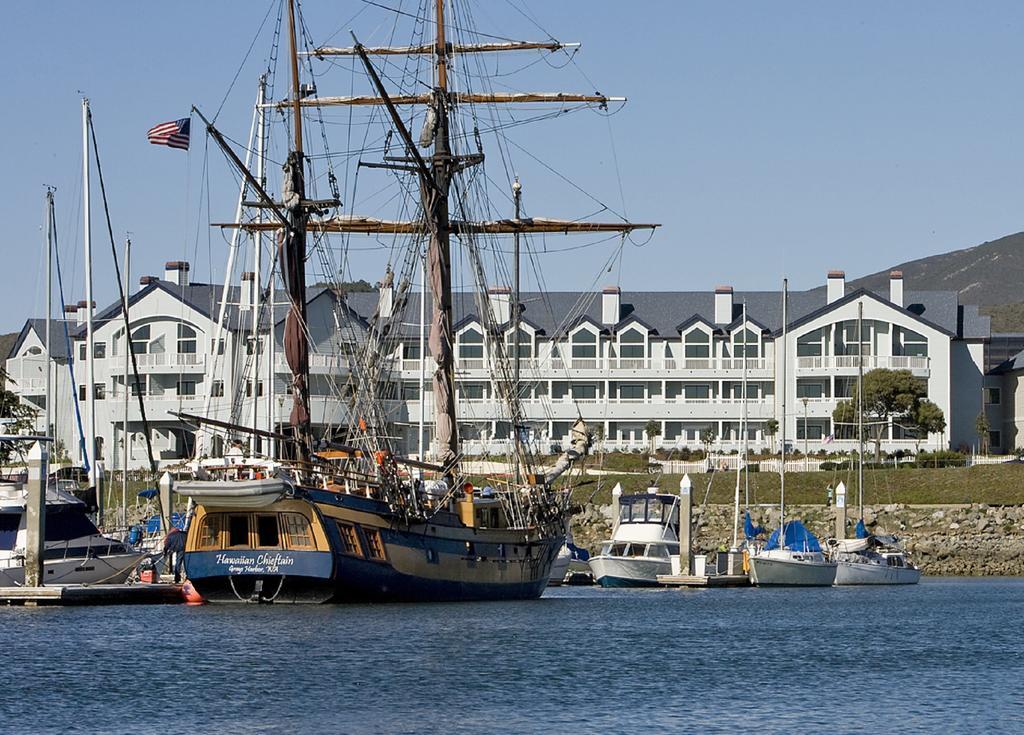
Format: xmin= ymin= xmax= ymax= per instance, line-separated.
xmin=749 ymin=279 xmax=836 ymax=586
xmin=832 ymin=303 xmax=921 ymax=585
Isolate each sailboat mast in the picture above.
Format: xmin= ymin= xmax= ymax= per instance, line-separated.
xmin=253 ymin=74 xmax=267 ymax=446
xmin=741 ymin=302 xmax=749 ymax=507
xmin=44 ymin=190 xmax=53 ymax=448
xmin=732 ymin=302 xmax=747 ymax=548
xmin=283 ymin=0 xmax=312 ymax=462
xmin=427 ymin=0 xmax=459 ymax=472
xmin=512 ymin=176 xmax=522 ymax=483
xmin=780 ymin=279 xmax=788 ymax=534
xmin=857 ymin=300 xmax=864 ymax=521
xmin=122 ymin=235 xmax=130 ymax=528
xmin=82 ymin=97 xmax=99 ymax=519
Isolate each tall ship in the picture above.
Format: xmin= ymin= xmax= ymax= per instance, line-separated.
xmin=178 ymin=0 xmax=657 ymax=602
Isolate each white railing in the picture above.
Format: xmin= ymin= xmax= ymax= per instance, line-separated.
xmin=797 ymin=355 xmax=929 ymax=371
xmin=134 ymin=352 xmax=204 ymax=368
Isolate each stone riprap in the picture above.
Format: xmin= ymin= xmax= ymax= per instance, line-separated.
xmin=571 ymin=502 xmax=1024 ymax=576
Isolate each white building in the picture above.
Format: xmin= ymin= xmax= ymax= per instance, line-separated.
xmin=5 ymin=265 xmax=994 ymax=468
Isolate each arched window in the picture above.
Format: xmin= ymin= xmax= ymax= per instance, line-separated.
xmin=25 ymin=346 xmax=42 ymax=356
xmin=893 ymin=327 xmax=927 ymax=357
xmin=131 ymin=325 xmax=152 ymax=355
xmin=458 ymin=328 xmax=484 ymax=359
xmin=571 ymin=329 xmax=597 ymax=359
xmin=619 ymin=328 xmax=645 ymax=359
xmin=177 ymin=324 xmax=197 ymax=354
xmin=733 ymin=328 xmax=760 ymax=358
xmin=797 ymin=328 xmax=824 ymax=357
xmin=683 ymin=329 xmax=710 ymax=358
xmin=505 ymin=328 xmax=532 ymax=359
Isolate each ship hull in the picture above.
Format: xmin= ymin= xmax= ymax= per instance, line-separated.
xmin=834 ymin=560 xmax=921 ymax=585
xmin=749 ymin=553 xmax=837 ymax=587
xmin=589 ymin=555 xmax=669 ymax=588
xmin=184 ymin=488 xmax=562 ymax=603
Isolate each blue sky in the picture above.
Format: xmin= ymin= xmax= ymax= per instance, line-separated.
xmin=3 ymin=1 xmax=1024 ymax=333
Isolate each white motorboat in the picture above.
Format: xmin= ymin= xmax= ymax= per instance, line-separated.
xmin=0 ymin=479 xmax=144 ymax=586
xmin=830 ymin=536 xmax=921 ymax=585
xmin=589 ymin=487 xmax=679 ymax=588
xmin=548 ymin=544 xmax=571 ymax=586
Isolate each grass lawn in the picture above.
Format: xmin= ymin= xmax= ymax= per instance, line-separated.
xmin=560 ymin=464 xmax=1024 ymax=506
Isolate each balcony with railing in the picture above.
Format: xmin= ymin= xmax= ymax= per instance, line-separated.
xmin=795 ymin=354 xmax=929 ymax=374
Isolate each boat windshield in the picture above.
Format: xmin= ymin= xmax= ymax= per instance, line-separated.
xmin=619 ymin=496 xmax=677 ymax=526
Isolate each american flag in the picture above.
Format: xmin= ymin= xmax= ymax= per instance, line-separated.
xmin=147 ymin=118 xmax=190 ymax=150
xmin=821 ymin=433 xmax=835 ymax=445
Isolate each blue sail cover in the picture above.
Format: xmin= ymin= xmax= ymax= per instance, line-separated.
xmin=744 ymin=511 xmax=765 ymax=540
xmin=855 ymin=519 xmax=868 ymax=539
xmin=764 ymin=520 xmax=823 ymax=553
xmin=567 ymin=542 xmax=590 ymax=562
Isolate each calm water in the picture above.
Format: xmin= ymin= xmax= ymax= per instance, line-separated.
xmin=2 ymin=578 xmax=1022 ymax=734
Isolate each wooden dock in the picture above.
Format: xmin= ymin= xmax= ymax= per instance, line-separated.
xmin=0 ymin=583 xmax=184 ymax=606
xmin=657 ymin=574 xmax=750 ymax=588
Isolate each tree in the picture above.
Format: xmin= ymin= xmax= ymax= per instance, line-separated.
xmin=909 ymin=399 xmax=946 ymax=454
xmin=832 ymin=368 xmax=925 ymax=461
xmin=763 ymin=418 xmax=779 ymax=453
xmin=0 ymin=367 xmax=38 ymax=464
xmin=644 ymin=420 xmax=662 ymax=453
xmin=975 ymin=411 xmax=991 ymax=454
xmin=700 ymin=427 xmax=716 ymax=453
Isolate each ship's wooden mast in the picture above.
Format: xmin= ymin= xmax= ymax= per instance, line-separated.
xmin=282 ymin=0 xmax=313 ymax=463
xmin=210 ymin=0 xmax=659 ymax=478
xmin=427 ymin=0 xmax=459 ymax=472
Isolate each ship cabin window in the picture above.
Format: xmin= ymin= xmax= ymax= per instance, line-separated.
xmin=282 ymin=513 xmax=314 ymax=550
xmin=255 ymin=515 xmax=280 ymax=548
xmin=887 ymin=556 xmax=904 ymax=568
xmin=337 ymin=523 xmax=362 ymax=556
xmin=197 ymin=515 xmax=221 ymax=549
xmin=227 ymin=515 xmax=250 ymax=547
xmin=626 ymin=543 xmax=648 ymax=557
xmin=647 ymin=544 xmax=670 ymax=559
xmin=647 ymin=501 xmax=663 ymax=522
xmin=610 ymin=543 xmax=628 ymax=556
xmin=364 ymin=529 xmax=386 ymax=560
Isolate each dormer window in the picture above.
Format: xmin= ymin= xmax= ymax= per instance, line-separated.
xmin=458 ymin=328 xmax=484 ymax=359
xmin=571 ymin=329 xmax=597 ymax=359
xmin=619 ymin=327 xmax=645 ymax=359
xmin=683 ymin=329 xmax=710 ymax=358
xmin=505 ymin=328 xmax=532 ymax=359
xmin=733 ymin=328 xmax=760 ymax=358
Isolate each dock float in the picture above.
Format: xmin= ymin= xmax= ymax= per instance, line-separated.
xmin=657 ymin=574 xmax=750 ymax=588
xmin=0 ymin=584 xmax=184 ymax=607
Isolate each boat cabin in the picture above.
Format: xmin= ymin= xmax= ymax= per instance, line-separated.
xmin=617 ymin=494 xmax=680 ymax=532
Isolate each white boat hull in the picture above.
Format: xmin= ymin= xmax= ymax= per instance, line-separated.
xmin=834 ymin=560 xmax=921 ymax=585
xmin=590 ymin=555 xmax=670 ymax=587
xmin=0 ymin=552 xmax=144 ymax=587
xmin=749 ymin=553 xmax=836 ymax=587
xmin=547 ymin=546 xmax=571 ymax=586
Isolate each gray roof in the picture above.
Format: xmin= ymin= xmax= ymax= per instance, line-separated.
xmin=6 ymin=319 xmax=70 ymax=361
xmin=345 ymin=286 xmax=982 ymax=341
xmin=42 ymin=278 xmax=986 ymax=347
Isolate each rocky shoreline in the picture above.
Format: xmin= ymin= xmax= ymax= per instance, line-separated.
xmin=571 ymin=502 xmax=1024 ymax=576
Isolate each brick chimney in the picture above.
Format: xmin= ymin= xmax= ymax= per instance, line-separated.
xmin=826 ymin=270 xmax=845 ymax=304
xmin=714 ymin=286 xmax=733 ymax=324
xmin=138 ymin=275 xmax=157 ymax=292
xmin=75 ymin=300 xmax=94 ymax=326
